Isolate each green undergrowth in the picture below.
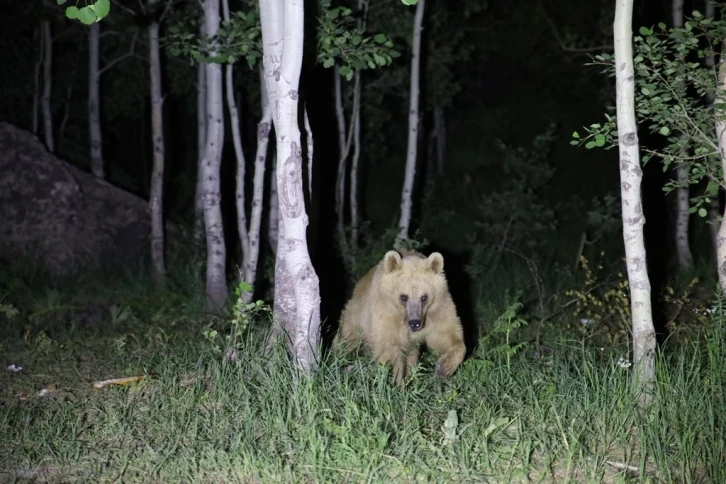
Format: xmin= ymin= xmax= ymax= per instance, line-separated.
xmin=0 ymin=262 xmax=724 ymax=483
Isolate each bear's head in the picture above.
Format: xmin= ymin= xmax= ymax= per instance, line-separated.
xmin=379 ymin=250 xmax=447 ymax=333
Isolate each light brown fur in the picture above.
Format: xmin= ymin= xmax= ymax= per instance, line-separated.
xmin=333 ymin=249 xmax=467 ymax=386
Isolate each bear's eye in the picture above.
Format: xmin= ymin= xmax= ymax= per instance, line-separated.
xmin=399 ymin=294 xmax=408 ymax=303
xmin=421 ymin=294 xmax=428 ymax=303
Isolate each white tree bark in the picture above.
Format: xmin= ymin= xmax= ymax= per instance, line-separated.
xmin=349 ymin=70 xmax=362 ymax=246
xmin=268 ymin=158 xmax=279 ymax=255
xmin=304 ymin=104 xmax=313 ymax=198
xmin=397 ymin=0 xmax=425 ymax=241
xmin=713 ymin=38 xmax=726 ymax=297
xmin=708 ymin=195 xmax=721 ymax=254
xmin=221 ymin=0 xmax=267 ymax=303
xmin=41 ymin=20 xmax=54 ymax=153
xmin=194 ymin=24 xmax=208 ymax=247
xmin=33 ymin=24 xmax=43 ymax=135
xmin=705 ymin=0 xmax=720 ymax=256
xmin=88 ymin=22 xmax=104 ymax=179
xmin=334 ymin=66 xmax=349 ymax=237
xmin=259 ymin=0 xmax=321 ymax=370
xmin=244 ymin=67 xmax=273 ymax=303
xmin=148 ymin=20 xmax=167 ymax=285
xmin=614 ymin=0 xmax=656 ymax=404
xmin=672 ymin=0 xmax=695 ymax=271
xmin=202 ymin=0 xmax=228 ymax=308
xmin=221 ymin=0 xmax=250 ymax=283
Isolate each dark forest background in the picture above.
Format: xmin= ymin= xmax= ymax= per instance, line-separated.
xmin=0 ymin=0 xmax=716 ymax=342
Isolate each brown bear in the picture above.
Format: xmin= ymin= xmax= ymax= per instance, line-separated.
xmin=333 ymin=249 xmax=467 ymax=386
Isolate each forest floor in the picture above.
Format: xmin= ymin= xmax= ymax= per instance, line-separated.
xmin=0 ymin=262 xmax=723 ymax=483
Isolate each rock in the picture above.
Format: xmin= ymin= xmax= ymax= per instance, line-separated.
xmin=0 ymin=122 xmax=150 ymax=277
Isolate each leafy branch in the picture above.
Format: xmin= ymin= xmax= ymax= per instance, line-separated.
xmin=317 ymin=0 xmax=400 ymax=80
xmin=572 ymin=10 xmax=726 ymax=218
xmin=164 ymin=1 xmax=261 ymax=67
xmin=58 ymin=0 xmax=110 ymax=24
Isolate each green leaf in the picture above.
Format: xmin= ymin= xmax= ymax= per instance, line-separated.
xmin=65 ymin=6 xmax=80 ymax=19
xmin=698 ymin=208 xmax=708 ymax=217
xmin=374 ymin=33 xmax=387 ymax=44
xmin=339 ymin=65 xmax=352 ymax=78
xmin=323 ymin=58 xmax=335 ymax=68
xmin=401 ymin=0 xmax=418 ymax=5
xmin=659 ymin=126 xmax=670 ymax=135
xmin=90 ymin=0 xmax=110 ymax=20
xmin=707 ymin=181 xmax=719 ymax=196
xmin=585 ymin=141 xmax=596 ymax=149
xmin=78 ymin=6 xmax=98 ymax=25
xmin=57 ymin=0 xmax=67 ymax=4
xmin=594 ymin=134 xmax=606 ymax=147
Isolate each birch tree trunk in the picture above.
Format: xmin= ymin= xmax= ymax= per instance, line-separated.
xmin=201 ymin=0 xmax=228 ymax=308
xmin=33 ymin=25 xmax=42 ymax=135
xmin=349 ymin=71 xmax=362 ymax=246
xmin=244 ymin=67 xmax=273 ymax=303
xmin=41 ymin=20 xmax=54 ymax=153
xmin=268 ymin=159 xmax=279 ymax=255
xmin=672 ymin=0 xmax=695 ymax=271
xmin=705 ymin=0 xmax=720 ymax=256
xmin=614 ymin=0 xmax=656 ymax=405
xmin=303 ymin=105 xmax=313 ymax=199
xmin=194 ymin=24 xmax=207 ymax=247
xmin=397 ymin=0 xmax=425 ymax=241
xmin=148 ymin=20 xmax=167 ymax=285
xmin=713 ymin=38 xmax=726 ymax=297
xmin=334 ymin=65 xmax=349 ymax=238
xmin=88 ymin=22 xmax=104 ymax=179
xmin=259 ymin=0 xmax=321 ymax=370
xmin=221 ymin=0 xmax=250 ymax=284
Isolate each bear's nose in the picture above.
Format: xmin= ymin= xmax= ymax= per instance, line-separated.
xmin=408 ymin=320 xmax=422 ymax=332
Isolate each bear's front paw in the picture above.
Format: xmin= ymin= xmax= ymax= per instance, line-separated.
xmin=435 ymin=357 xmax=454 ymax=378
xmin=435 ymin=349 xmax=465 ymax=378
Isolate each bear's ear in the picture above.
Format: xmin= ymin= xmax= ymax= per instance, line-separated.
xmin=383 ymin=250 xmax=403 ymax=273
xmin=427 ymin=252 xmax=444 ymax=274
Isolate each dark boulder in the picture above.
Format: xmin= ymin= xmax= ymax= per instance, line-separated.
xmin=0 ymin=122 xmax=150 ymax=277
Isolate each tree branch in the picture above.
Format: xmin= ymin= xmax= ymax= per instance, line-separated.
xmin=99 ymin=32 xmax=140 ymax=76
xmin=537 ymin=2 xmax=613 ymax=54
xmin=159 ymin=0 xmax=175 ymax=23
xmin=100 ymin=29 xmax=121 ymax=39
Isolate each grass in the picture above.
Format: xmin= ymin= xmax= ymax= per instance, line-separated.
xmin=0 ymin=260 xmax=724 ymax=483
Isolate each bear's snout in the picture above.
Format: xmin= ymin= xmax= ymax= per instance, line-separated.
xmin=408 ymin=319 xmax=422 ymax=332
